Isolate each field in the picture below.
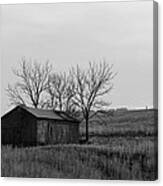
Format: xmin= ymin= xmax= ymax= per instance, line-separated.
xmin=1 ymin=109 xmax=158 ymax=180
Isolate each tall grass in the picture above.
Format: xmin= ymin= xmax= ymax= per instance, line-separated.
xmin=1 ymin=139 xmax=157 ymax=180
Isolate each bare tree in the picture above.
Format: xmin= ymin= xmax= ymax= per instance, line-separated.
xmin=47 ymin=72 xmax=76 ymax=113
xmin=71 ymin=60 xmax=116 ymax=141
xmin=6 ymin=58 xmax=52 ymax=108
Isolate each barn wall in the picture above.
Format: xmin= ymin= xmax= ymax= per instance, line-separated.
xmin=37 ymin=120 xmax=48 ymax=144
xmin=21 ymin=109 xmax=37 ymax=146
xmin=37 ymin=120 xmax=79 ymax=144
xmin=1 ymin=107 xmax=22 ymax=145
xmin=1 ymin=107 xmax=37 ymax=146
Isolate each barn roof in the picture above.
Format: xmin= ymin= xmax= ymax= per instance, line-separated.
xmin=2 ymin=105 xmax=80 ymax=123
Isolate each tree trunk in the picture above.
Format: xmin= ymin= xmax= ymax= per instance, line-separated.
xmin=85 ymin=115 xmax=89 ymax=142
xmin=59 ymin=97 xmax=62 ymax=111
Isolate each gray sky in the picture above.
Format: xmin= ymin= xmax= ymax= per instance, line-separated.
xmin=0 ymin=1 xmax=154 ymax=114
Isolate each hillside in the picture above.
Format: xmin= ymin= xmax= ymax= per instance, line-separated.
xmin=80 ymin=109 xmax=157 ymax=143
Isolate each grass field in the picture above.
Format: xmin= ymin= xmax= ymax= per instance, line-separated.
xmin=80 ymin=109 xmax=157 ymax=140
xmin=1 ymin=109 xmax=158 ymax=180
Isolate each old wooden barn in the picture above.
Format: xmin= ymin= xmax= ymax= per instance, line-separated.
xmin=1 ymin=105 xmax=80 ymax=146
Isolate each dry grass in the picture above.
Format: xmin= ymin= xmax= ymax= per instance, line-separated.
xmin=1 ymin=138 xmax=157 ymax=180
xmin=80 ymin=109 xmax=157 ymax=138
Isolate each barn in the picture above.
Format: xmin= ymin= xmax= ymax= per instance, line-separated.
xmin=1 ymin=105 xmax=80 ymax=146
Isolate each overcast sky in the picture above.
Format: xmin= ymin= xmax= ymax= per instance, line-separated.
xmin=0 ymin=1 xmax=154 ymax=114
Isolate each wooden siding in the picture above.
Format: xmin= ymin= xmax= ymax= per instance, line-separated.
xmin=1 ymin=107 xmax=37 ymax=146
xmin=1 ymin=107 xmax=22 ymax=145
xmin=37 ymin=120 xmax=48 ymax=144
xmin=37 ymin=120 xmax=79 ymax=144
xmin=20 ymin=109 xmax=37 ymax=146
